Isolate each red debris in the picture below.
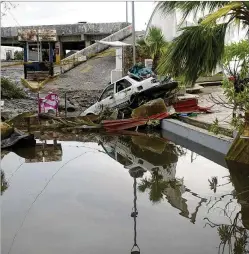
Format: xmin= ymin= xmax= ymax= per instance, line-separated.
xmin=173 ymin=98 xmax=213 ymax=113
xmin=102 ymin=112 xmax=170 ymax=131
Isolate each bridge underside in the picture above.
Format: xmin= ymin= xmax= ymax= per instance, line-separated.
xmin=1 ymin=32 xmax=110 ymax=60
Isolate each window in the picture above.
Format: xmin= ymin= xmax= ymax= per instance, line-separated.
xmin=116 ymin=79 xmax=132 ymax=93
xmin=99 ymin=84 xmax=114 ymax=101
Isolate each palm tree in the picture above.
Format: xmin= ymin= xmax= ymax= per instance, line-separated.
xmin=137 ymin=26 xmax=168 ymax=72
xmin=157 ymin=1 xmax=249 ymax=85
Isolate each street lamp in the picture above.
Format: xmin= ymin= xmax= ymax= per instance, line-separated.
xmin=131 ymin=1 xmax=136 ymax=65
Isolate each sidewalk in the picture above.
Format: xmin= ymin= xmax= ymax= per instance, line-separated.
xmin=185 ymin=86 xmax=233 ymax=131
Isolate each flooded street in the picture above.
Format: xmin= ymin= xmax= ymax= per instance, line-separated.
xmin=1 ymin=132 xmax=249 ymax=254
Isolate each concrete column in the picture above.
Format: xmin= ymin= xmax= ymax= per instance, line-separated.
xmin=37 ymin=41 xmax=40 ymax=61
xmin=24 ymin=42 xmax=28 ymax=62
xmin=55 ymin=41 xmax=60 ymax=64
xmin=40 ymin=42 xmax=43 ymax=61
xmin=60 ymin=42 xmax=65 ymax=60
xmin=85 ymin=40 xmax=91 ymax=47
xmin=49 ymin=42 xmax=53 ymax=63
xmin=116 ymin=47 xmax=123 ymax=70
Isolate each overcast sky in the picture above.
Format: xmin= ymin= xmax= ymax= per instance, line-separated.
xmin=1 ymin=1 xmax=156 ymax=31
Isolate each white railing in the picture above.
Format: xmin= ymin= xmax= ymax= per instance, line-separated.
xmin=60 ymin=25 xmax=132 ymax=73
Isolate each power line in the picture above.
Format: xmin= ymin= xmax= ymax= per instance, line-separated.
xmin=7 ymin=149 xmax=101 ymax=254
xmin=7 ymin=8 xmax=21 ymax=27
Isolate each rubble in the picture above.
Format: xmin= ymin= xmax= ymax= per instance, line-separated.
xmin=131 ymin=98 xmax=167 ymax=118
xmin=0 ymin=122 xmax=14 ymax=139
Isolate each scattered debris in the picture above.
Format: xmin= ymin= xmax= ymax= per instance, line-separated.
xmin=102 ymin=99 xmax=171 ymax=131
xmin=131 ymin=98 xmax=168 ymax=118
xmin=1 ymin=122 xmax=14 ymax=139
xmin=1 ymin=121 xmax=35 ymax=149
xmin=173 ymin=98 xmax=213 ymax=113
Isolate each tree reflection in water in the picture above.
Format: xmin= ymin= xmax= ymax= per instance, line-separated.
xmin=1 ymin=170 xmax=8 ymax=194
xmin=100 ymin=133 xmax=249 ymax=253
xmin=204 ymin=162 xmax=249 ymax=254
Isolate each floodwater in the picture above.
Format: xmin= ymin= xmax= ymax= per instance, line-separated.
xmin=1 ymin=131 xmax=249 ymax=254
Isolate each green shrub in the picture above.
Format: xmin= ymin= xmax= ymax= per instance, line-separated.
xmin=1 ymin=77 xmax=27 ymax=99
xmin=14 ymin=50 xmax=24 ymax=60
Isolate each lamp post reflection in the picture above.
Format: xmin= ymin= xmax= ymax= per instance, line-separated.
xmin=129 ymin=168 xmax=145 ymax=254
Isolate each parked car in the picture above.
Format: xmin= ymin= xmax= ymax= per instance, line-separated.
xmin=81 ymin=74 xmax=178 ymax=116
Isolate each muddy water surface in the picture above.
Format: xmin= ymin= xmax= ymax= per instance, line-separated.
xmin=1 ymin=133 xmax=249 ymax=254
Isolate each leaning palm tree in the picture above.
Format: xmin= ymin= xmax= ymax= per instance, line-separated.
xmin=157 ymin=1 xmax=249 ymax=85
xmin=137 ymin=26 xmax=168 ymax=72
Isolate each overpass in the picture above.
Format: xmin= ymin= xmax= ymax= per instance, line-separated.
xmin=1 ymin=22 xmax=129 ymax=59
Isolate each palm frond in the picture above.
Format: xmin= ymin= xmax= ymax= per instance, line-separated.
xmin=243 ymin=1 xmax=249 ymax=9
xmin=201 ymin=2 xmax=243 ymax=25
xmin=158 ymin=1 xmax=229 ymax=21
xmin=157 ymin=23 xmax=228 ymax=85
xmin=136 ymin=38 xmax=147 ymax=47
xmin=138 ymin=179 xmax=151 ymax=192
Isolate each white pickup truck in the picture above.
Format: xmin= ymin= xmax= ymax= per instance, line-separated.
xmin=81 ymin=74 xmax=178 ymax=116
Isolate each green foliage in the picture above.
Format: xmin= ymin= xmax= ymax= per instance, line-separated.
xmin=209 ymin=118 xmax=220 ymax=135
xmin=1 ymin=77 xmax=27 ymax=99
xmin=222 ymin=40 xmax=249 ymax=78
xmin=222 ymin=79 xmax=249 ymax=111
xmin=14 ymin=50 xmax=24 ymax=60
xmin=158 ymin=1 xmax=228 ymax=23
xmin=157 ymin=23 xmax=227 ymax=85
xmin=216 ymin=216 xmax=249 ymax=254
xmin=221 ymin=40 xmax=249 ymax=130
xmin=157 ymin=1 xmax=249 ymax=85
xmin=136 ymin=26 xmax=169 ymax=72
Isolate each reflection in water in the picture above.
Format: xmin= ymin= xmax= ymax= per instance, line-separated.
xmin=1 ymin=170 xmax=8 ymax=194
xmin=100 ymin=133 xmax=249 ymax=254
xmin=1 ymin=140 xmax=62 ymax=163
xmin=208 ymin=176 xmax=218 ymax=193
xmin=129 ymin=168 xmax=144 ymax=254
xmin=1 ymin=132 xmax=248 ymax=254
xmin=99 ymin=134 xmax=207 ymax=224
xmin=1 ymin=140 xmax=62 ymax=196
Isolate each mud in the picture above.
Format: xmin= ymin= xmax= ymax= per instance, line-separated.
xmin=1 ymin=50 xmax=112 ymax=118
xmin=1 ymin=66 xmax=102 ymax=119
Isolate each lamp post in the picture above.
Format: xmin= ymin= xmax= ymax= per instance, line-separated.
xmin=126 ymin=1 xmax=128 ymax=23
xmin=131 ymin=1 xmax=136 ymax=65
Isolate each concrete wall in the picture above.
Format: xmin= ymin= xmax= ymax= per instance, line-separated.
xmin=161 ymin=119 xmax=233 ymax=155
xmin=1 ymin=22 xmax=129 ymax=38
xmin=61 ymin=25 xmax=132 ymax=73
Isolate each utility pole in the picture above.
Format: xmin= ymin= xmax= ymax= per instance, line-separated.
xmin=126 ymin=1 xmax=128 ymax=23
xmin=131 ymin=1 xmax=136 ymax=65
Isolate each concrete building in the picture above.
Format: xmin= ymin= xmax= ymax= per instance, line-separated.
xmin=145 ymin=4 xmax=194 ymax=42
xmin=145 ymin=3 xmax=246 ymax=44
xmin=1 ymin=46 xmax=22 ymax=60
xmin=145 ymin=3 xmax=247 ymax=77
